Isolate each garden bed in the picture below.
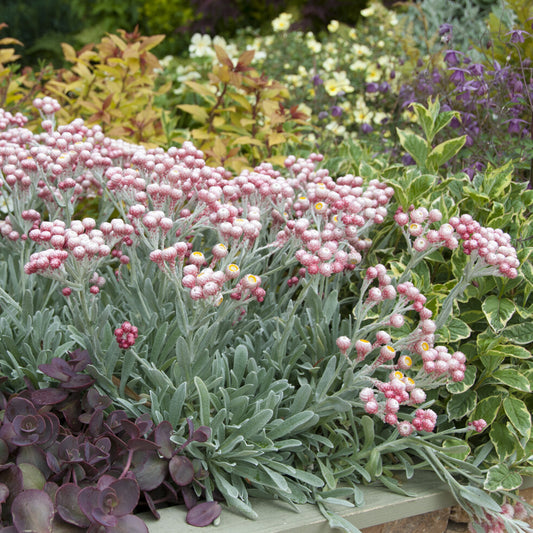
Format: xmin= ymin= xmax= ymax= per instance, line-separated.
xmin=140 ymin=472 xmax=533 ymax=533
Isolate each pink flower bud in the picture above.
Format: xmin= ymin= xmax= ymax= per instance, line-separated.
xmin=336 ymin=336 xmax=351 ymax=354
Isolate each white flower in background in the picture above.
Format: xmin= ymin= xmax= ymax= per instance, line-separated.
xmin=389 ymin=13 xmax=399 ymax=26
xmin=361 ymin=4 xmax=377 ymax=17
xmin=373 ymin=111 xmax=388 ymax=124
xmin=264 ymin=36 xmax=274 ymax=46
xmin=325 ymin=42 xmax=336 ymax=54
xmin=323 ymin=57 xmax=336 ymax=72
xmin=326 ymin=121 xmax=346 ymax=136
xmin=159 ymin=55 xmax=174 ymax=69
xmin=189 ymin=33 xmax=213 ymax=57
xmin=247 ymin=45 xmax=266 ymax=62
xmin=328 ymin=20 xmax=340 ymax=33
xmin=377 ymin=55 xmax=394 ymax=69
xmin=353 ymin=44 xmax=371 ymax=58
xmin=307 ymin=39 xmax=322 ymax=53
xmin=349 ymin=28 xmax=357 ymax=39
xmin=350 ymin=59 xmax=368 ymax=71
xmin=377 ymin=40 xmax=385 ymax=48
xmin=272 ymin=12 xmax=292 ymax=32
xmin=213 ymin=35 xmax=227 ymax=48
xmin=0 ymin=194 xmax=13 ymax=214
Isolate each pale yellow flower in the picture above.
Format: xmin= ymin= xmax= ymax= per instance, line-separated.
xmin=360 ymin=4 xmax=376 ymax=17
xmin=353 ymin=44 xmax=371 ymax=58
xmin=350 ymin=59 xmax=368 ymax=71
xmin=328 ymin=20 xmax=340 ymax=33
xmin=323 ymin=57 xmax=336 ymax=72
xmin=326 ymin=121 xmax=346 ymax=136
xmin=365 ymin=65 xmax=381 ymax=83
xmin=307 ymin=40 xmax=322 ymax=53
xmin=272 ymin=12 xmax=292 ymax=32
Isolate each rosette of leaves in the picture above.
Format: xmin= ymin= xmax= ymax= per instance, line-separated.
xmin=0 ymin=350 xmax=220 ymax=531
xmin=174 ymin=45 xmax=309 ymax=172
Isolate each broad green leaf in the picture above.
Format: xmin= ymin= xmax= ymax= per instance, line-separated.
xmin=446 ymin=390 xmax=477 ymax=421
xmin=503 ymin=397 xmax=531 ymax=437
xmin=484 ymin=464 xmax=522 ymax=492
xmin=490 ymin=422 xmax=519 ymax=462
xmin=492 ymin=369 xmax=530 ymax=392
xmin=486 ymin=344 xmax=531 ymax=360
xmin=439 ymin=317 xmax=471 ymax=343
xmin=396 ymin=128 xmax=428 ymax=168
xmin=426 ymin=135 xmax=466 ymax=171
xmin=504 ymin=322 xmax=533 ymax=345
xmin=407 ymin=174 xmax=435 ymax=202
xmin=410 ymin=101 xmax=435 ymax=141
xmin=481 ymin=296 xmax=516 ymax=332
xmin=472 ymin=395 xmax=501 ymax=426
xmin=480 ymin=161 xmax=513 ymax=197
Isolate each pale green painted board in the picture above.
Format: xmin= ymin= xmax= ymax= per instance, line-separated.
xmin=139 ymin=470 xmax=462 ymax=532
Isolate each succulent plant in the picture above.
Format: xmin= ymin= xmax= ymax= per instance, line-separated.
xmin=0 ymin=349 xmax=220 ymax=530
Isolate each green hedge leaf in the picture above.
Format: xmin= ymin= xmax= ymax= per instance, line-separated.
xmin=484 ymin=464 xmax=522 ymax=492
xmin=482 ymin=296 xmax=516 ymax=332
xmin=503 ymin=397 xmax=531 ymax=437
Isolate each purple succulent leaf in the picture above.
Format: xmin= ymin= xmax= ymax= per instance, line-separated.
xmin=0 ymin=421 xmax=17 ymax=450
xmin=131 ymin=450 xmax=168 ymax=491
xmin=60 ymin=374 xmax=95 ymax=391
xmin=106 ymin=478 xmax=139 ymax=516
xmin=104 ymin=514 xmax=149 ymax=533
xmin=0 ymin=527 xmax=17 ymax=532
xmin=191 ymin=426 xmax=211 ymax=443
xmin=181 ymin=485 xmax=197 ymax=510
xmin=31 ymin=387 xmax=69 ymax=407
xmin=169 ymin=455 xmax=194 ymax=487
xmin=38 ymin=358 xmax=74 ymax=382
xmin=45 ymin=451 xmax=61 ymax=474
xmin=142 ymin=490 xmax=160 ymax=519
xmin=104 ymin=410 xmax=129 ymax=432
xmin=58 ymin=435 xmax=83 ymax=463
xmin=127 ymin=438 xmax=160 ymax=452
xmin=12 ymin=489 xmax=54 ymax=533
xmin=0 ymin=439 xmax=8 ymax=464
xmin=153 ymin=421 xmax=174 ymax=459
xmin=5 ymin=397 xmax=36 ymax=422
xmin=56 ymin=484 xmax=92 ymax=528
xmin=186 ymin=501 xmax=222 ymax=527
xmin=87 ymin=408 xmax=105 ymax=437
xmin=78 ymin=486 xmax=104 ymax=524
xmin=0 ymin=464 xmax=23 ymax=500
xmin=0 ymin=482 xmax=8 ymax=503
xmin=119 ymin=419 xmax=141 ymax=440
xmin=86 ymin=388 xmax=112 ymax=411
xmin=94 ymin=436 xmax=112 ymax=455
xmin=43 ymin=481 xmax=58 ymax=502
xmin=37 ymin=412 xmax=60 ymax=447
xmin=134 ymin=413 xmax=153 ymax=436
xmin=68 ymin=349 xmax=91 ymax=373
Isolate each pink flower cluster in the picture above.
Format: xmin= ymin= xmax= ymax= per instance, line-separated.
xmin=114 ymin=322 xmax=138 ymax=349
xmin=0 ymin=109 xmax=28 ymax=131
xmin=395 ymin=208 xmax=519 ymax=279
xmin=469 ymin=500 xmax=530 ymax=533
xmin=22 ymin=216 xmax=133 ymax=290
xmin=449 ymin=214 xmax=519 ymax=278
